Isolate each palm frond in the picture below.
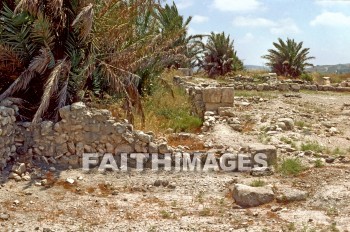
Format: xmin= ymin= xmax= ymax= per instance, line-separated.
xmin=72 ymin=3 xmax=93 ymax=41
xmin=0 ymin=44 xmax=22 ymax=71
xmin=14 ymin=0 xmax=40 ymax=16
xmin=0 ymin=47 xmax=51 ymax=101
xmin=32 ymin=58 xmax=71 ymax=123
xmin=47 ymin=0 xmax=63 ymax=15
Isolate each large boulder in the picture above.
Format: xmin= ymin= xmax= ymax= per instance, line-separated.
xmin=232 ymin=184 xmax=275 ymax=207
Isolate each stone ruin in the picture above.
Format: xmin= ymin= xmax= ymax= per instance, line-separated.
xmin=0 ymin=100 xmax=173 ymax=173
xmin=188 ymin=87 xmax=235 ymax=118
xmin=1 ymin=96 xmax=279 ymax=176
xmin=174 ymin=74 xmax=350 ymax=94
xmin=0 ymin=104 xmax=16 ymax=170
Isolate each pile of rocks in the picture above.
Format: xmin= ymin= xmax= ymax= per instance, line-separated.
xmin=265 ymin=117 xmax=295 ymax=134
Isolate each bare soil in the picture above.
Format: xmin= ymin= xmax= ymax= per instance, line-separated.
xmin=1 ymin=91 xmax=350 ymax=232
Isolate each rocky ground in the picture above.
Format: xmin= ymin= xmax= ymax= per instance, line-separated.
xmin=0 ymin=90 xmax=350 ymax=232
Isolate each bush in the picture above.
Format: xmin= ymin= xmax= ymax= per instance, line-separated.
xmin=314 ymin=159 xmax=324 ymax=168
xmin=249 ymin=179 xmax=266 ymax=187
xmin=134 ymin=71 xmax=202 ymax=134
xmin=301 ymin=141 xmax=324 ymax=153
xmin=279 ymin=158 xmax=305 ymax=176
xmin=300 ymin=73 xmax=313 ymax=82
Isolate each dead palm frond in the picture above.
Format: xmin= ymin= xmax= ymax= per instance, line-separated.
xmin=72 ymin=3 xmax=94 ymax=41
xmin=32 ymin=58 xmax=71 ymax=123
xmin=0 ymin=44 xmax=22 ymax=71
xmin=47 ymin=0 xmax=63 ymax=16
xmin=14 ymin=0 xmax=40 ymax=16
xmin=0 ymin=44 xmax=21 ymax=67
xmin=0 ymin=47 xmax=51 ymax=101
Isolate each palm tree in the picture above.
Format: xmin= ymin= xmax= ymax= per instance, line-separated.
xmin=155 ymin=2 xmax=201 ymax=69
xmin=0 ymin=0 xmax=192 ymax=123
xmin=262 ymin=38 xmax=314 ymax=77
xmin=0 ymin=0 xmax=94 ymax=122
xmin=199 ymin=32 xmax=243 ymax=77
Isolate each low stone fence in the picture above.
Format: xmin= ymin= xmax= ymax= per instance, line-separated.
xmin=174 ymin=75 xmax=350 ymax=93
xmin=0 ymin=102 xmax=17 ymax=170
xmin=235 ymin=83 xmax=350 ymax=92
xmin=0 ymin=101 xmax=173 ymax=172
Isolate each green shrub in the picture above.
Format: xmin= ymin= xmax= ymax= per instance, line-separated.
xmin=331 ymin=147 xmax=345 ymax=156
xmin=279 ymin=158 xmax=305 ymax=176
xmin=300 ymin=73 xmax=313 ymax=82
xmin=249 ymin=179 xmax=266 ymax=187
xmin=301 ymin=141 xmax=324 ymax=153
xmin=314 ymin=159 xmax=324 ymax=168
xmin=136 ymin=75 xmax=203 ymax=133
xmin=159 ymin=210 xmax=172 ymax=219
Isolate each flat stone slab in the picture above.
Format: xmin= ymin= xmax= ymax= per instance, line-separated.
xmin=276 ymin=187 xmax=308 ymax=203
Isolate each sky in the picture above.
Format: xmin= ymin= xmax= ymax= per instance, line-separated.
xmin=170 ymin=0 xmax=350 ymax=66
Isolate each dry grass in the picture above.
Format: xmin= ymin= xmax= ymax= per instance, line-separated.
xmin=134 ymin=70 xmax=202 ymax=135
xmin=310 ymin=72 xmax=350 ymax=84
xmin=167 ymin=135 xmax=207 ymax=151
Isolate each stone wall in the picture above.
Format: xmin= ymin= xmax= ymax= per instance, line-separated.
xmin=175 ymin=75 xmax=350 ymax=94
xmin=0 ymin=102 xmax=17 ymax=171
xmin=188 ymin=87 xmax=234 ymax=118
xmin=0 ymin=101 xmax=174 ymax=172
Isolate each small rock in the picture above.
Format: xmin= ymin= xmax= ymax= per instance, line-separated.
xmin=162 ymin=180 xmax=169 ymax=187
xmin=66 ymin=178 xmax=75 ymax=184
xmin=12 ymin=163 xmax=26 ymax=175
xmin=250 ymin=167 xmax=274 ymax=177
xmin=43 ymin=228 xmax=54 ymax=232
xmin=0 ymin=213 xmax=10 ymax=220
xmin=112 ymin=191 xmax=118 ymax=196
xmin=329 ymin=127 xmax=338 ymax=135
xmin=22 ymin=175 xmax=31 ymax=181
xmin=154 ymin=180 xmax=162 ymax=187
xmin=325 ymin=157 xmax=335 ymax=163
xmin=271 ymin=206 xmax=282 ymax=212
xmin=40 ymin=179 xmax=48 ymax=186
xmin=278 ymin=118 xmax=294 ymax=130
